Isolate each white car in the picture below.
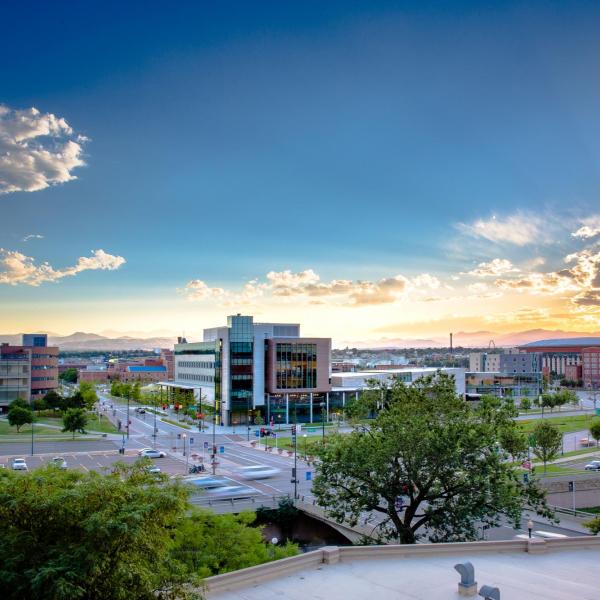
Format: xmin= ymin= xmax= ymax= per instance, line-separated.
xmin=138 ymin=449 xmax=165 ymax=458
xmin=51 ymin=456 xmax=68 ymax=470
xmin=11 ymin=458 xmax=28 ymax=471
xmin=235 ymin=465 xmax=281 ymax=480
xmin=205 ymin=485 xmax=261 ymax=500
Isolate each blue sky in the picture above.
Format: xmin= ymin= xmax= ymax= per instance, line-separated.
xmin=2 ymin=1 xmax=600 ymax=343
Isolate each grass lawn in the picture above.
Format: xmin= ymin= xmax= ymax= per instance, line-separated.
xmin=534 ymin=463 xmax=583 ymax=477
xmin=34 ymin=414 xmax=118 ymax=434
xmin=518 ymin=414 xmax=597 ymax=435
xmin=0 ymin=419 xmax=96 ymax=441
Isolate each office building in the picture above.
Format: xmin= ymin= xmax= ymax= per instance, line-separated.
xmin=469 ymin=352 xmax=501 ymax=372
xmin=165 ymin=314 xmax=332 ymax=425
xmin=0 ymin=334 xmax=58 ymax=410
xmin=465 ymin=371 xmax=542 ymax=400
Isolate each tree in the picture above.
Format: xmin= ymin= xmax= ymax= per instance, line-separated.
xmin=79 ymin=381 xmax=98 ymax=410
xmin=541 ymin=392 xmax=557 ymax=413
xmin=312 ymin=375 xmax=553 ymax=544
xmin=59 ymin=367 xmax=78 ymax=383
xmin=520 ymin=397 xmax=531 ymax=412
xmin=531 ymin=421 xmax=562 ymax=473
xmin=131 ymin=382 xmax=142 ymax=401
xmin=32 ymin=397 xmax=47 ymax=415
xmin=172 ymin=509 xmax=297 ymax=578
xmin=43 ymin=390 xmax=63 ymax=411
xmin=589 ymin=419 xmax=600 ymax=447
xmin=0 ymin=462 xmax=197 ymax=599
xmin=8 ymin=398 xmax=29 ymax=411
xmin=62 ymin=408 xmax=88 ymax=439
xmin=555 ymin=388 xmax=577 ymax=409
xmin=7 ymin=406 xmax=34 ymax=433
xmin=61 ymin=391 xmax=86 ymax=411
xmin=585 ymin=516 xmax=600 ymax=535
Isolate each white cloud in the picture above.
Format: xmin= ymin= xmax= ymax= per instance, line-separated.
xmin=22 ymin=234 xmax=44 ymax=242
xmin=467 ymin=258 xmax=519 ymax=277
xmin=572 ymin=215 xmax=600 ymax=240
xmin=181 ymin=269 xmax=448 ymax=306
xmin=0 ymin=248 xmax=125 ymax=286
xmin=456 ymin=213 xmax=544 ymax=246
xmin=0 ymin=105 xmax=87 ymax=195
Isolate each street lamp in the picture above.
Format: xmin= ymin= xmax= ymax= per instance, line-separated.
xmin=319 ymin=401 xmax=325 ymax=441
xmin=303 ymin=433 xmax=308 ymax=460
xmin=126 ymin=391 xmax=131 ymax=439
xmin=182 ymin=433 xmax=189 ymax=473
xmin=527 ymin=519 xmax=533 ymax=539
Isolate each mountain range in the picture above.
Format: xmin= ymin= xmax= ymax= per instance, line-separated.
xmin=0 ymin=328 xmax=598 ymax=351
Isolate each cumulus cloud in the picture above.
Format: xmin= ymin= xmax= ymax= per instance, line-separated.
xmin=180 ymin=269 xmax=447 ymax=306
xmin=467 ymin=258 xmax=519 ymax=277
xmin=22 ymin=234 xmax=44 ymax=242
xmin=0 ymin=248 xmax=125 ymax=286
xmin=0 ymin=105 xmax=87 ymax=195
xmin=572 ymin=216 xmax=600 ymax=240
xmin=456 ymin=213 xmax=544 ymax=246
xmin=492 ymin=246 xmax=600 ymax=304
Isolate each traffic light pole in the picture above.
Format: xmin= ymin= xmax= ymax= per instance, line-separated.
xmin=292 ymin=425 xmax=298 ymax=500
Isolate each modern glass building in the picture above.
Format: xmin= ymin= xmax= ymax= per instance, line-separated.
xmin=167 ymin=315 xmax=332 ymax=425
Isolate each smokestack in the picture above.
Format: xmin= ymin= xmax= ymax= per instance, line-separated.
xmin=450 ymin=332 xmax=453 ymax=354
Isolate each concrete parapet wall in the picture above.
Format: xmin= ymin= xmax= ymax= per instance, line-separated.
xmin=203 ymin=536 xmax=600 ymax=596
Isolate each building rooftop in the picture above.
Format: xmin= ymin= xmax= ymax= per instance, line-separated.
xmin=521 ymin=337 xmax=600 ymax=348
xmin=206 ymin=538 xmax=600 ymax=600
xmin=126 ymin=365 xmax=167 ymax=372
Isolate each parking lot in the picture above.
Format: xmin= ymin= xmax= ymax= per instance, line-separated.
xmin=0 ymin=450 xmax=189 ymax=475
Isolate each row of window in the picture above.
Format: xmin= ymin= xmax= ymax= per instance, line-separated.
xmin=179 ymin=373 xmax=214 ymax=383
xmin=177 ymin=360 xmax=215 ymax=369
xmin=31 ymin=376 xmax=55 ymax=382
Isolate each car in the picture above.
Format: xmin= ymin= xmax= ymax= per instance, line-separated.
xmin=533 ymin=530 xmax=568 ymax=539
xmin=204 ymin=485 xmax=260 ymax=500
xmin=235 ymin=465 xmax=281 ymax=480
xmin=584 ymin=460 xmax=600 ymax=471
xmin=135 ymin=407 xmax=146 ymax=414
xmin=51 ymin=456 xmax=68 ymax=470
xmin=138 ymin=449 xmax=165 ymax=458
xmin=184 ymin=476 xmax=229 ymax=489
xmin=145 ymin=465 xmax=161 ymax=474
xmin=11 ymin=458 xmax=28 ymax=471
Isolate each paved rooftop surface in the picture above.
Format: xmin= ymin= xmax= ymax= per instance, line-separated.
xmin=210 ymin=545 xmax=600 ymax=600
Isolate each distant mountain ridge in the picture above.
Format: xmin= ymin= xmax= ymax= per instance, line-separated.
xmin=1 ymin=328 xmax=599 ymax=351
xmin=0 ymin=331 xmax=177 ymax=351
xmin=340 ymin=328 xmax=600 ymax=349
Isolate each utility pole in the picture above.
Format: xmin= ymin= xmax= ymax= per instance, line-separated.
xmin=292 ymin=424 xmax=298 ymax=500
xmin=126 ymin=391 xmax=131 ymax=439
xmin=153 ymin=389 xmax=157 ymax=449
xmin=211 ymin=403 xmax=217 ymax=475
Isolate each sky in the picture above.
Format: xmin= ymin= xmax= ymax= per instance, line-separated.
xmin=1 ymin=0 xmax=600 ymax=346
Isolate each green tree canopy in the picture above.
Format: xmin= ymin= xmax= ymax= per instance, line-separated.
xmin=79 ymin=381 xmax=98 ymax=410
xmin=589 ymin=419 xmax=600 ymax=445
xmin=62 ymin=408 xmax=88 ymax=439
xmin=172 ymin=509 xmax=297 ymax=578
xmin=59 ymin=367 xmax=78 ymax=383
xmin=7 ymin=406 xmax=34 ymax=433
xmin=43 ymin=390 xmax=63 ymax=411
xmin=312 ymin=374 xmax=553 ymax=544
xmin=531 ymin=420 xmax=563 ymax=472
xmin=0 ymin=462 xmax=196 ymax=599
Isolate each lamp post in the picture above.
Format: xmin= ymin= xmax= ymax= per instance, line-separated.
xmin=527 ymin=519 xmax=533 ymax=539
xmin=126 ymin=391 xmax=131 ymax=439
xmin=319 ymin=401 xmax=325 ymax=441
xmin=152 ymin=389 xmax=158 ymax=449
xmin=182 ymin=433 xmax=188 ymax=473
xmin=303 ymin=433 xmax=308 ymax=460
xmin=246 ymin=396 xmax=251 ymax=442
xmin=212 ymin=403 xmax=217 ymax=475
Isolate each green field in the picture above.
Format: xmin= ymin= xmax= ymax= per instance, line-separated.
xmin=35 ymin=415 xmax=118 ymax=434
xmin=518 ymin=414 xmax=597 ymax=436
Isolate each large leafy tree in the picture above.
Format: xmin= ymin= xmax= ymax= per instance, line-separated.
xmin=172 ymin=509 xmax=297 ymax=578
xmin=62 ymin=408 xmax=88 ymax=439
xmin=59 ymin=367 xmax=78 ymax=383
xmin=43 ymin=390 xmax=63 ymax=411
xmin=312 ymin=374 xmax=553 ymax=544
xmin=79 ymin=381 xmax=99 ymax=410
xmin=589 ymin=419 xmax=600 ymax=447
xmin=7 ymin=405 xmax=34 ymax=433
xmin=0 ymin=463 xmax=197 ymax=600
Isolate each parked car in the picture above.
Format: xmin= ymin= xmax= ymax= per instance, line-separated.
xmin=235 ymin=465 xmax=281 ymax=480
xmin=584 ymin=460 xmax=600 ymax=471
xmin=11 ymin=458 xmax=28 ymax=471
xmin=145 ymin=465 xmax=161 ymax=474
xmin=138 ymin=449 xmax=165 ymax=458
xmin=51 ymin=456 xmax=68 ymax=470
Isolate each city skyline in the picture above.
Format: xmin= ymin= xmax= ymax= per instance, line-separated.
xmin=2 ymin=1 xmax=600 ymax=344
